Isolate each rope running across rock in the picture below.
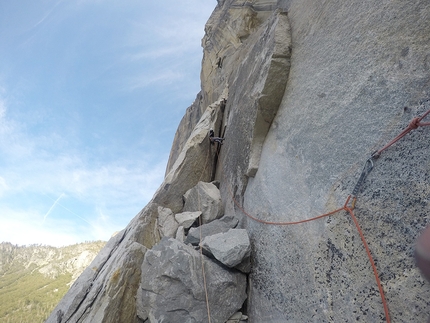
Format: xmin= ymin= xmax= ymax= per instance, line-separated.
xmin=213 ymin=107 xmax=430 ymax=323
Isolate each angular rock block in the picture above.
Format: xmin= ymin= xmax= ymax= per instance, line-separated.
xmin=174 ymin=211 xmax=202 ymax=229
xmin=200 ymin=229 xmax=251 ymax=269
xmin=186 ymin=214 xmax=239 ymax=245
xmin=156 ymin=206 xmax=178 ymax=238
xmin=183 ymin=181 xmax=224 ymax=224
xmin=137 ymin=237 xmax=247 ymax=323
xmin=175 ymin=225 xmax=186 ymax=243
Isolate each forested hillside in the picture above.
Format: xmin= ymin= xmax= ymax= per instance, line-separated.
xmin=0 ymin=241 xmax=105 ymax=323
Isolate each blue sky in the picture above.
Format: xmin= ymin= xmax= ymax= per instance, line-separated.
xmin=0 ymin=0 xmax=216 ymax=246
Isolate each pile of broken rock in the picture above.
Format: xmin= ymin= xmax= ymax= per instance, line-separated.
xmin=136 ymin=181 xmax=250 ymax=323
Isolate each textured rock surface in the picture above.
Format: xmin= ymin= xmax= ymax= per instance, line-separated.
xmin=156 ymin=206 xmax=178 ymax=238
xmin=226 ymin=312 xmax=248 ymax=323
xmin=205 ymin=6 xmax=293 ymax=210
xmin=46 ymin=203 xmax=161 ymax=323
xmin=207 ymin=0 xmax=430 ymax=322
xmin=165 ymin=92 xmax=205 ymax=175
xmin=186 ymin=214 xmax=239 ymax=245
xmin=136 ymin=237 xmax=247 ymax=323
xmin=154 ymin=96 xmax=226 ymax=213
xmin=201 ymin=229 xmax=251 ymax=268
xmin=175 ymin=225 xmax=186 ymax=243
xmin=175 ymin=211 xmax=202 ymax=229
xmin=183 ymin=181 xmax=224 ymax=224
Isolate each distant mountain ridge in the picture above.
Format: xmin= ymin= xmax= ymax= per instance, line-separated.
xmin=0 ymin=241 xmax=105 ymax=323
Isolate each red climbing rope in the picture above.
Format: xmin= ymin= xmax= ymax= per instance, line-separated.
xmin=344 ymin=198 xmax=391 ymax=323
xmin=213 ymin=107 xmax=430 ymax=323
xmin=228 ymin=182 xmax=346 ymax=225
xmin=375 ymin=108 xmax=430 ymax=156
xmin=230 ymin=187 xmax=392 ymax=322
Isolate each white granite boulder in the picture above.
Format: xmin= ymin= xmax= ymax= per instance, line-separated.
xmin=200 ymin=229 xmax=251 ymax=270
xmin=186 ymin=214 xmax=239 ymax=245
xmin=183 ymin=181 xmax=224 ymax=224
xmin=174 ymin=211 xmax=202 ymax=229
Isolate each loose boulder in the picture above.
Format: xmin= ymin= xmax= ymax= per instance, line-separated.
xmin=136 ymin=237 xmax=247 ymax=323
xmin=186 ymin=214 xmax=239 ymax=245
xmin=183 ymin=181 xmax=224 ymax=224
xmin=200 ymin=229 xmax=251 ymax=270
xmin=175 ymin=211 xmax=202 ymax=229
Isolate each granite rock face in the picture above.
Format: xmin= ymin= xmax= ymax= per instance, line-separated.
xmin=46 ymin=203 xmax=160 ymax=323
xmin=136 ymin=237 xmax=247 ymax=323
xmin=165 ymin=92 xmax=205 ymax=175
xmin=48 ymin=0 xmax=430 ymax=322
xmin=153 ymin=95 xmax=226 ymax=213
xmin=205 ymin=0 xmax=430 ymax=322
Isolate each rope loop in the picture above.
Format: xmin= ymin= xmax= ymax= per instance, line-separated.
xmin=375 ymin=108 xmax=430 ymax=155
xmin=409 ymin=117 xmax=421 ymax=130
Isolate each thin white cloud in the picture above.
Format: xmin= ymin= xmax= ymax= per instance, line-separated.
xmin=0 ymin=95 xmax=35 ymax=159
xmin=0 ymin=85 xmax=166 ymax=246
xmin=0 ymin=163 xmax=158 ymax=246
xmin=44 ymin=195 xmax=96 ymax=228
xmin=125 ymin=46 xmax=183 ymax=61
xmin=126 ymin=70 xmax=184 ymax=91
xmin=120 ymin=2 xmax=214 ymax=92
xmin=0 ymin=1 xmax=216 ymax=246
xmin=0 ymin=207 xmax=117 ymax=247
xmin=126 ymin=19 xmax=206 ymax=54
xmin=43 ymin=193 xmax=65 ymax=223
xmin=0 ymin=177 xmax=8 ymax=197
xmin=32 ymin=0 xmax=64 ymax=29
xmin=4 ymin=153 xmax=166 ymax=209
xmin=0 ymin=207 xmax=85 ymax=247
xmin=0 ymin=100 xmax=5 ymax=119
xmin=0 ymin=81 xmax=165 ymax=204
xmin=0 ymin=94 xmax=10 ymax=130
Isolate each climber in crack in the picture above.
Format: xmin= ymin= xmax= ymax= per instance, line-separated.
xmin=209 ymin=129 xmax=224 ymax=145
